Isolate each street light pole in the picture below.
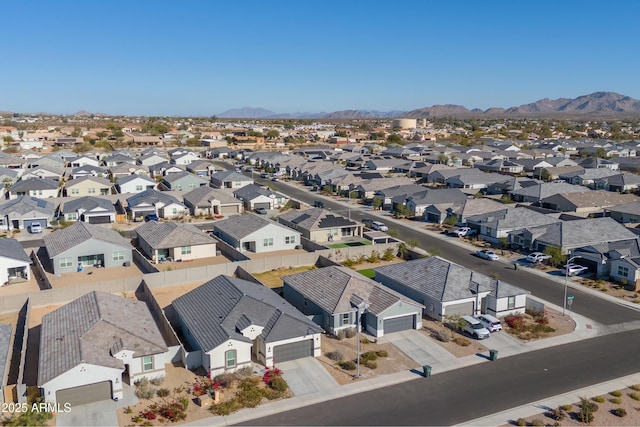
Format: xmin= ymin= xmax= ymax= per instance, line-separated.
xmin=563 ymin=255 xmax=582 ymax=316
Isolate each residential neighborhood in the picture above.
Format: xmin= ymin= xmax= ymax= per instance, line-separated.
xmin=2 ymin=115 xmax=640 ymax=426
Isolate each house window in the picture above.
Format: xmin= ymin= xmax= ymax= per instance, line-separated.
xmin=341 ymin=313 xmax=350 ymax=326
xmin=71 ymin=188 xmax=79 ymax=195
xmin=618 ymin=266 xmax=629 ymax=277
xmin=225 ymin=350 xmax=237 ymax=368
xmin=112 ymin=251 xmax=125 ymax=261
xmin=233 ymin=181 xmax=241 ymax=186
xmin=143 ymin=356 xmax=153 ymax=371
xmin=135 ymin=185 xmax=143 ymax=191
xmin=59 ymin=257 xmax=73 ymax=268
xmin=507 ymin=296 xmax=516 ymax=309
xmin=285 ymin=235 xmax=296 ymax=244
xmin=88 ymin=187 xmax=96 ymax=194
xmin=181 ymin=246 xmax=191 ymax=255
xmin=175 ymin=185 xmax=182 ymax=191
xmin=263 ymin=238 xmax=273 ymax=247
xmin=68 ymin=213 xmax=78 ymax=220
xmin=172 ymin=208 xmax=178 ymax=214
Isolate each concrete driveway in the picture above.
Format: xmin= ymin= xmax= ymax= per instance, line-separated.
xmin=56 ymin=400 xmax=118 ymax=427
xmin=381 ymin=329 xmax=456 ymax=366
xmin=481 ymin=330 xmax=527 ymax=357
xmin=278 ymin=357 xmax=338 ymax=396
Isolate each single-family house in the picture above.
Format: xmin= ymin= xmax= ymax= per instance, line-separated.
xmin=539 ymin=191 xmax=637 ymax=216
xmin=606 ymin=201 xmax=640 ymax=225
xmin=59 ymin=196 xmax=116 ymax=224
xmin=109 ymin=163 xmax=149 ymax=180
xmin=172 ymin=275 xmax=322 ymax=376
xmin=138 ymin=153 xmax=169 ymax=167
xmin=186 ymin=160 xmax=218 ymax=177
xmin=0 ymin=196 xmax=55 ymax=231
xmin=38 ymin=291 xmax=172 ymax=406
xmin=182 ymin=186 xmax=242 ymax=216
xmin=571 ymin=239 xmax=640 ymax=278
xmin=171 ymin=152 xmax=201 ymax=166
xmin=213 ymin=214 xmax=301 ymax=253
xmin=474 ymin=159 xmax=524 ymax=174
xmin=404 ymin=188 xmax=468 ymax=218
xmin=147 ymin=162 xmax=185 ymax=178
xmin=233 ymin=184 xmax=289 ymax=211
xmin=595 ymin=173 xmax=640 ymax=193
xmin=210 ymin=171 xmax=253 ymax=189
xmin=7 ymin=178 xmax=59 ymax=200
xmin=42 ymin=222 xmax=133 ymax=274
xmin=466 ymin=207 xmax=559 ymax=243
xmin=70 ymin=165 xmax=108 ymax=180
xmin=135 ymin=221 xmax=218 ymax=262
xmin=160 ymin=171 xmax=208 ymax=192
xmin=103 ymin=154 xmax=136 ymax=168
xmin=509 ymin=182 xmax=590 ymax=204
xmin=374 ymin=257 xmax=529 ymax=321
xmin=558 ymin=168 xmax=620 ymax=187
xmin=283 ymin=266 xmax=424 ymax=337
xmin=277 ymin=208 xmax=363 ymax=243
xmin=63 ymin=176 xmax=112 ymax=197
xmin=21 ymin=165 xmax=64 ymax=181
xmin=424 ymin=197 xmax=508 ymax=225
xmin=68 ymin=155 xmax=100 ymax=168
xmin=0 ymin=238 xmax=31 ymax=285
xmin=125 ymin=189 xmax=187 ymax=221
xmin=116 ymin=174 xmax=156 ymax=194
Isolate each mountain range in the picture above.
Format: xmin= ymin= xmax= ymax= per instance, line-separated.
xmin=217 ymin=92 xmax=640 ymax=119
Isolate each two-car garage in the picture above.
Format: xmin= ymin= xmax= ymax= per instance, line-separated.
xmin=273 ymin=339 xmax=314 ymax=363
xmin=382 ymin=314 xmax=418 ymax=335
xmin=55 ymin=381 xmax=112 ymax=406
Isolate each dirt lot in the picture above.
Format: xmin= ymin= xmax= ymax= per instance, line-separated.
xmin=510 ymin=386 xmax=640 ymax=426
xmin=503 ymin=308 xmax=575 ymax=342
xmin=253 ymin=265 xmax=317 ymax=289
xmin=154 ymin=254 xmax=232 ymax=272
xmin=421 ymin=320 xmax=489 ymax=357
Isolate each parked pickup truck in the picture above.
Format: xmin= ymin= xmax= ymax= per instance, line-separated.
xmin=446 ymin=227 xmax=477 ymax=237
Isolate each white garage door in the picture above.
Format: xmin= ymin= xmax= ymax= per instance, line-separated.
xmin=445 ymin=301 xmax=474 ymax=317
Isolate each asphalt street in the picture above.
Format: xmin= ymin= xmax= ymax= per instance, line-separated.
xmin=241 ymin=329 xmax=640 ymax=426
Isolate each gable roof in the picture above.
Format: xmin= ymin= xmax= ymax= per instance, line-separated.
xmin=278 ymin=208 xmax=361 ymax=231
xmin=38 ymin=291 xmax=168 ymax=385
xmin=530 ymin=217 xmax=638 ymax=249
xmin=43 ymin=222 xmax=132 ymax=257
xmin=9 ymin=178 xmax=59 ymax=192
xmin=183 ymin=186 xmax=239 ymax=206
xmin=172 ymin=275 xmax=321 ymax=352
xmin=0 ymin=238 xmax=31 ymax=263
xmin=211 ymin=170 xmax=252 ymax=182
xmin=510 ymin=182 xmax=590 ymax=200
xmin=233 ymin=184 xmax=285 ymax=201
xmin=65 ymin=175 xmax=112 ymax=188
xmin=374 ymin=257 xmax=528 ymax=302
xmin=0 ymin=196 xmax=55 ymax=216
xmin=126 ymin=189 xmax=182 ymax=208
xmin=162 ymin=171 xmax=208 ymax=185
xmin=466 ymin=206 xmax=559 ymax=230
xmin=135 ymin=221 xmax=217 ymax=249
xmin=214 ymin=214 xmax=294 ymax=240
xmin=116 ymin=174 xmax=155 ymax=186
xmin=283 ymin=266 xmax=423 ymax=315
xmin=60 ymin=196 xmax=116 ymax=214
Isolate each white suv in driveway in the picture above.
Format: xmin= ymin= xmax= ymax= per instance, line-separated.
xmin=562 ymin=263 xmax=588 ymax=276
xmin=461 ymin=315 xmax=490 ymax=339
xmin=29 ymin=223 xmax=43 ymax=234
xmin=476 ymin=314 xmax=502 ymax=332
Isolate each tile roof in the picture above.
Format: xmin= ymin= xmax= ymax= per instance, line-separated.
xmin=38 ymin=291 xmax=168 ymax=385
xmin=532 ymin=217 xmax=638 ymax=248
xmin=0 ymin=196 xmax=55 ymax=216
xmin=374 ymin=257 xmax=527 ymax=302
xmin=61 ymin=196 xmax=116 ymax=214
xmin=172 ymin=275 xmax=321 ymax=352
xmin=43 ymin=222 xmax=132 ymax=257
xmin=135 ymin=221 xmax=217 ymax=249
xmin=0 ymin=238 xmax=31 ymax=263
xmin=282 ymin=266 xmax=423 ymax=315
xmin=278 ymin=208 xmax=361 ymax=231
xmin=214 ymin=214 xmax=292 ymax=240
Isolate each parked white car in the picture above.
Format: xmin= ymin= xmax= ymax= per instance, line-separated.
xmin=371 ymin=221 xmax=388 ymax=231
xmin=526 ymin=252 xmax=551 ymax=263
xmin=476 ymin=314 xmax=502 ymax=332
xmin=461 ymin=315 xmax=491 ymax=339
xmin=476 ymin=249 xmax=499 ymax=261
xmin=29 ymin=223 xmax=43 ymax=234
xmin=447 ymin=227 xmax=477 ymax=237
xmin=562 ymin=263 xmax=588 ymax=276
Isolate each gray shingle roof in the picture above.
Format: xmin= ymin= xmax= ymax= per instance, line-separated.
xmin=0 ymin=238 xmax=31 ymax=263
xmin=65 ymin=175 xmax=112 ymax=187
xmin=533 ymin=217 xmax=638 ymax=248
xmin=283 ymin=266 xmax=423 ymax=315
xmin=135 ymin=221 xmax=217 ymax=249
xmin=0 ymin=323 xmax=12 ymax=389
xmin=278 ymin=208 xmax=360 ymax=231
xmin=172 ymin=276 xmax=321 ymax=352
xmin=38 ymin=291 xmax=168 ymax=385
xmin=126 ymin=189 xmax=182 ymax=208
xmin=233 ymin=184 xmax=282 ymax=201
xmin=43 ymin=222 xmax=132 ymax=257
xmin=183 ymin=186 xmax=239 ymax=207
xmin=116 ymin=174 xmax=155 ymax=185
xmin=162 ymin=171 xmax=207 ymax=185
xmin=510 ymin=182 xmax=590 ymax=200
xmin=211 ymin=170 xmax=251 ymax=182
xmin=466 ymin=207 xmax=559 ymax=230
xmin=374 ymin=257 xmax=527 ymax=302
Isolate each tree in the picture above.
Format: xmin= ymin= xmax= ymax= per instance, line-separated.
xmin=266 ymin=129 xmax=280 ymax=139
xmin=386 ymin=134 xmax=402 ymax=144
xmin=543 ymin=246 xmax=566 ymax=268
xmin=443 ymin=215 xmax=458 ymax=226
xmin=371 ymin=197 xmax=383 ymax=210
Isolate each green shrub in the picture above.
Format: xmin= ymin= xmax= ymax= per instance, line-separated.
xmin=360 ymin=336 xmax=371 ymax=344
xmin=341 ymin=257 xmax=356 ymax=267
xmin=150 ymin=376 xmax=165 ymax=386
xmin=592 ymin=396 xmax=605 ymax=403
xmin=345 ymin=327 xmax=357 ymax=339
xmin=631 ymin=384 xmax=640 ymax=391
xmin=609 ymin=397 xmax=622 ymax=404
xmin=269 ymin=376 xmax=288 ymax=393
xmin=611 ymin=390 xmax=622 ymax=397
xmin=336 ymin=329 xmax=346 ymax=340
xmin=612 ymin=407 xmax=627 ymax=417
xmin=531 ymin=419 xmax=544 ymax=427
xmin=630 ymin=392 xmax=640 ymax=400
xmin=560 ymin=404 xmax=573 ymax=411
xmin=210 ymin=398 xmax=241 ymax=416
xmin=156 ymin=388 xmax=170 ymax=398
xmin=367 ymin=250 xmax=380 ymax=263
xmin=453 ymin=337 xmax=471 ymax=346
xmin=381 ymin=248 xmax=395 ymax=261
xmin=236 ymin=378 xmax=264 ymax=408
xmin=360 ymin=351 xmax=378 ymax=362
xmin=213 ymin=372 xmax=238 ymax=388
xmin=376 ymin=350 xmax=388 ymax=357
xmin=515 ymin=418 xmax=526 ymax=426
xmin=326 ymin=350 xmax=344 ymax=361
xmin=579 ymin=397 xmax=598 ymax=424
xmin=338 ymin=360 xmax=356 ymax=370
xmin=436 ymin=329 xmax=451 ymax=342
xmin=364 ymin=360 xmax=377 ymax=369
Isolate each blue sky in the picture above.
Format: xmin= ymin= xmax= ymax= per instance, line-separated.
xmin=2 ymin=1 xmax=639 ymax=116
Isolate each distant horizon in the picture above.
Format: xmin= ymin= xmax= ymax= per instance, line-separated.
xmin=2 ymin=90 xmax=637 ymax=118
xmin=2 ymin=1 xmax=640 ymax=116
